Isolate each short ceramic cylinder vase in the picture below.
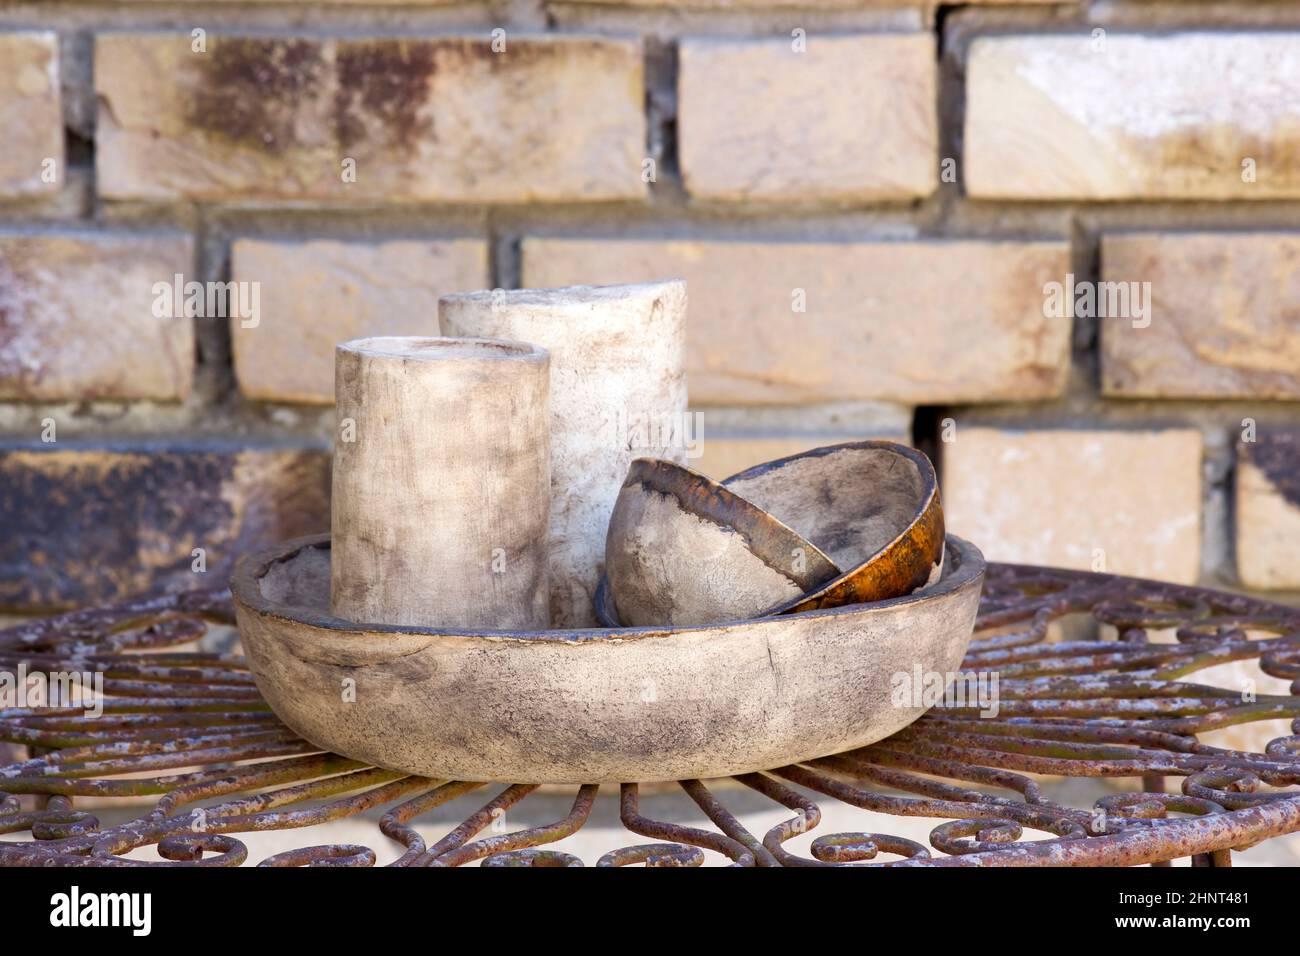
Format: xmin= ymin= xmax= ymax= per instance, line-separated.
xmin=439 ymin=281 xmax=688 ymax=627
xmin=330 ymin=336 xmax=551 ymax=630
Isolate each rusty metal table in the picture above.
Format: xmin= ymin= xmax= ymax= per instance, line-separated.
xmin=3 ymin=562 xmax=1299 ymax=867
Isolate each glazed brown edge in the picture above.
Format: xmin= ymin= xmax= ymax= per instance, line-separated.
xmin=779 ymin=494 xmax=945 ymax=614
xmin=232 ymin=533 xmax=985 ymax=644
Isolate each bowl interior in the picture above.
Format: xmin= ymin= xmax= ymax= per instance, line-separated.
xmin=724 ymin=443 xmax=931 ymax=569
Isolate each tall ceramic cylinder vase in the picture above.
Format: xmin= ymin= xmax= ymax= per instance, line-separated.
xmin=440 ymin=281 xmax=688 ymax=626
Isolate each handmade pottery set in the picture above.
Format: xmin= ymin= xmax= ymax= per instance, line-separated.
xmin=231 ymin=279 xmax=986 ymax=784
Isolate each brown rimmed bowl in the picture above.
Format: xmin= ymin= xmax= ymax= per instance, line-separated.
xmin=723 ymin=440 xmax=945 ymax=615
xmin=232 ymin=533 xmax=984 ymax=784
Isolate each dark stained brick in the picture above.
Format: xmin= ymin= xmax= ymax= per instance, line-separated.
xmin=0 ymin=442 xmax=329 ymax=610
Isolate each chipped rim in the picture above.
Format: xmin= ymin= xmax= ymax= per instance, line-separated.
xmin=336 ymin=334 xmax=548 ymax=365
xmin=438 ymin=278 xmax=686 ymax=312
xmin=232 ymin=534 xmax=984 ymax=646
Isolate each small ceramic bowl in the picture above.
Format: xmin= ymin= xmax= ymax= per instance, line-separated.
xmin=722 ymin=440 xmax=945 ymax=615
xmin=604 ymin=458 xmax=841 ymax=627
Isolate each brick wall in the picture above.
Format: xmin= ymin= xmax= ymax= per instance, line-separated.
xmin=1 ymin=0 xmax=1300 ymax=608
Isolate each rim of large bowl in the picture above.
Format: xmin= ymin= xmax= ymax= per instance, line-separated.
xmin=231 ymin=532 xmax=985 ymax=645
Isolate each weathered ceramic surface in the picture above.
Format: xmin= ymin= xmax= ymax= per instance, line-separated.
xmin=232 ymin=534 xmax=985 ymax=784
xmin=606 ymin=458 xmax=840 ymax=626
xmin=330 ymin=336 xmax=551 ymax=630
xmin=724 ymin=441 xmax=945 ymax=614
xmin=439 ymin=281 xmax=688 ymax=628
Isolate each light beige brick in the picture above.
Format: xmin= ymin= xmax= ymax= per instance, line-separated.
xmin=95 ymin=34 xmax=645 ymax=203
xmin=943 ymin=428 xmax=1203 ymax=584
xmin=693 ymin=433 xmax=909 ymax=482
xmin=1236 ymin=432 xmax=1300 ymax=590
xmin=231 ymin=238 xmax=488 ymax=402
xmin=1101 ymin=232 xmax=1300 ymax=399
xmin=0 ymin=232 xmax=194 ymax=401
xmin=678 ymin=34 xmax=937 ymax=201
xmin=0 ymin=32 xmax=62 ymax=198
xmin=966 ymin=33 xmax=1300 ymax=200
xmin=523 ymin=238 xmax=1070 ymax=405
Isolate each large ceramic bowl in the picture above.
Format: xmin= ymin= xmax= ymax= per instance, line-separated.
xmin=232 ymin=533 xmax=985 ymax=784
